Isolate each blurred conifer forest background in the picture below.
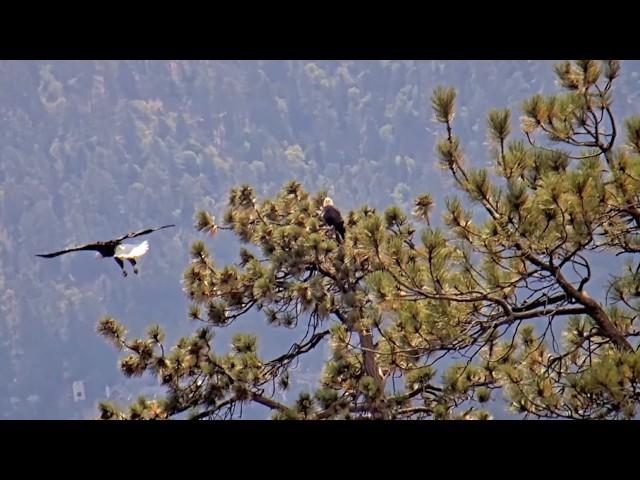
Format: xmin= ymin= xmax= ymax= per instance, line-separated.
xmin=2 ymin=60 xmax=640 ymax=419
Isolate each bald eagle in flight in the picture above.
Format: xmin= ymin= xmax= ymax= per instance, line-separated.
xmin=322 ymin=197 xmax=345 ymax=243
xmin=36 ymin=224 xmax=175 ymax=277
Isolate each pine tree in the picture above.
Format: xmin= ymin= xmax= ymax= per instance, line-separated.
xmin=98 ymin=60 xmax=640 ymax=420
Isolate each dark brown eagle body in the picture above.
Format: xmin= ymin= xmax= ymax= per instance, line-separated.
xmin=322 ymin=198 xmax=345 ymax=243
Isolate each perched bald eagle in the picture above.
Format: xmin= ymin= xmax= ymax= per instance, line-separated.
xmin=36 ymin=224 xmax=175 ymax=277
xmin=322 ymin=197 xmax=345 ymax=243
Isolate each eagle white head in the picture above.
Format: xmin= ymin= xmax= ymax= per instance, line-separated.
xmin=323 ymin=197 xmax=334 ymax=208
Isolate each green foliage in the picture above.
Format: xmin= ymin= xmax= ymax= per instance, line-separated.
xmin=231 ymin=333 xmax=257 ymax=354
xmin=487 ymin=108 xmax=511 ymax=144
xmin=146 ymin=324 xmax=165 ymax=344
xmin=190 ymin=240 xmax=210 ymax=260
xmin=412 ymin=193 xmax=434 ymax=224
xmin=431 ymin=86 xmax=456 ymax=123
xmin=476 ymin=387 xmax=491 ymax=403
xmin=96 ymin=316 xmax=126 ymax=350
xmin=194 ymin=210 xmax=218 ymax=237
xmin=624 ymin=117 xmax=640 ymax=154
xmin=315 ymin=387 xmax=339 ymax=409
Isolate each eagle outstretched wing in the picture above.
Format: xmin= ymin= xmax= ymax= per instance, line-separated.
xmin=114 ymin=224 xmax=175 ymax=242
xmin=35 ymin=242 xmax=107 ymax=258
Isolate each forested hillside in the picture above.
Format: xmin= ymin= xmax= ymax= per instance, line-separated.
xmin=2 ymin=60 xmax=639 ymax=419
